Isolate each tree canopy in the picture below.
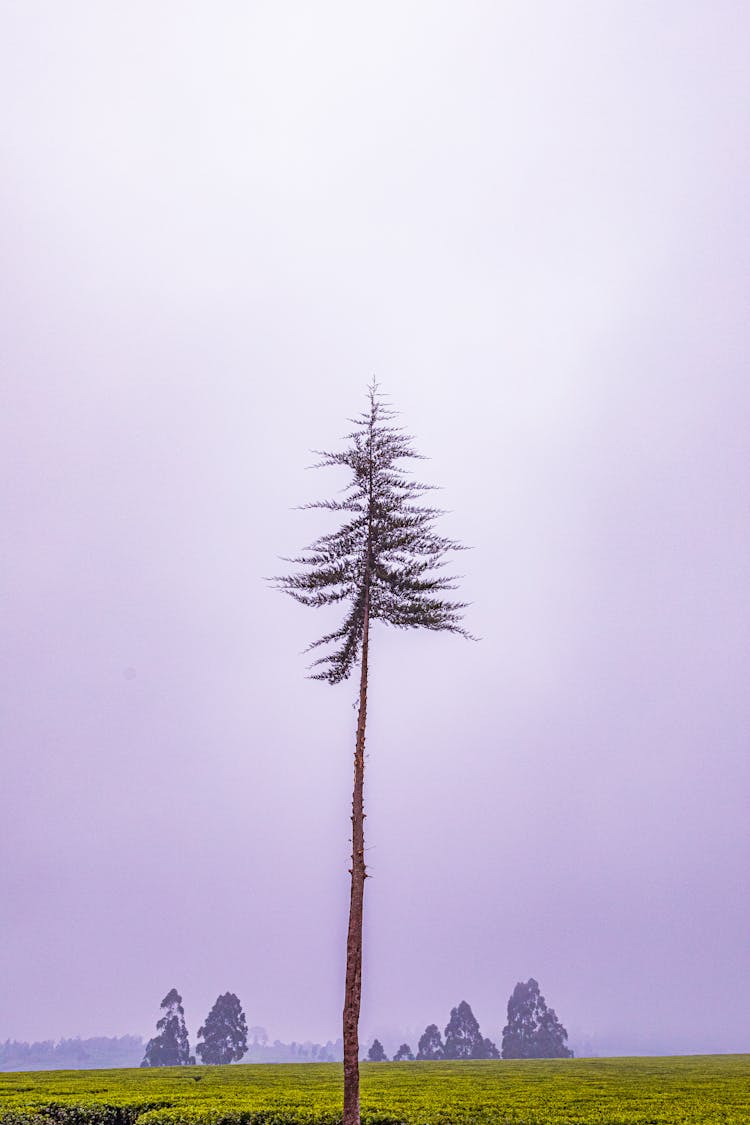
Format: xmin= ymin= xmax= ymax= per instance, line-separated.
xmin=196 ymin=993 xmax=248 ymax=1065
xmin=141 ymin=989 xmax=193 ymax=1067
xmin=444 ymin=1000 xmax=499 ymax=1060
xmin=366 ymin=1039 xmax=387 ymax=1062
xmin=501 ymin=979 xmax=573 ymax=1059
xmin=416 ymin=1024 xmax=445 ymax=1060
xmin=274 ymin=381 xmax=471 ymax=684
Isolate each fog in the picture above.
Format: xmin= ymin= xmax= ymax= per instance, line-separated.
xmin=2 ymin=2 xmax=748 ymax=1057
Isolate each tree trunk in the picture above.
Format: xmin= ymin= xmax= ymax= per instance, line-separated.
xmin=343 ymin=593 xmax=370 ymax=1125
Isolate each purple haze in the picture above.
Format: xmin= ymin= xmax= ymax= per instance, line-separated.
xmin=1 ymin=3 xmax=748 ymax=1057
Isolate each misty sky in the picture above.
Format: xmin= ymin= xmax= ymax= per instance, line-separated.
xmin=2 ymin=2 xmax=749 ymax=1056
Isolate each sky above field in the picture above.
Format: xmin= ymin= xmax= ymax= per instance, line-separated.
xmin=2 ymin=2 xmax=749 ymax=1057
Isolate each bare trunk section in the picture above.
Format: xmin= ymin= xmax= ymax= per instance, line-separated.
xmin=343 ymin=592 xmax=370 ymax=1125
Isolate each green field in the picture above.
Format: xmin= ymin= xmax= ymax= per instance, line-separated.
xmin=1 ymin=1056 xmax=748 ymax=1125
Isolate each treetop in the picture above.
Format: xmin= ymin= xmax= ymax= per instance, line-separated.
xmin=274 ymin=382 xmax=473 ymax=684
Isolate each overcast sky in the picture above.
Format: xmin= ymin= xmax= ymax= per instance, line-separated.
xmin=2 ymin=2 xmax=749 ymax=1056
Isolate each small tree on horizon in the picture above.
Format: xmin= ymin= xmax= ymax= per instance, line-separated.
xmin=443 ymin=1000 xmax=499 ymax=1060
xmin=393 ymin=1043 xmax=414 ymax=1061
xmin=416 ymin=1023 xmax=445 ymax=1060
xmin=501 ymin=979 xmax=573 ymax=1059
xmin=367 ymin=1038 xmax=387 ymax=1062
xmin=274 ymin=382 xmax=470 ymax=1125
xmin=196 ymin=992 xmax=249 ymax=1065
xmin=248 ymin=1026 xmax=268 ymax=1047
xmin=141 ymin=989 xmax=193 ymax=1067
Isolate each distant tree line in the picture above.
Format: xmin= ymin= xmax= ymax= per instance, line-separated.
xmin=142 ymin=989 xmax=250 ymax=1066
xmin=366 ymin=980 xmax=572 ymax=1062
xmin=367 ymin=1001 xmax=497 ymax=1063
xmin=3 ymin=980 xmax=569 ymax=1073
xmin=245 ymin=1035 xmax=342 ymax=1064
xmin=140 ymin=990 xmax=342 ymax=1068
xmin=0 ymin=1030 xmax=343 ymax=1074
xmin=0 ymin=1036 xmax=143 ymax=1072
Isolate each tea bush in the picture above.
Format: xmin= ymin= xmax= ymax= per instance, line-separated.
xmin=1 ymin=1056 xmax=748 ymax=1125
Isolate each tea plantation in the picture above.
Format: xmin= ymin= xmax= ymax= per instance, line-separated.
xmin=1 ymin=1056 xmax=748 ymax=1125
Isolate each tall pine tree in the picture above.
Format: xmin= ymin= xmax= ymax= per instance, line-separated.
xmin=275 ymin=383 xmax=470 ymax=1124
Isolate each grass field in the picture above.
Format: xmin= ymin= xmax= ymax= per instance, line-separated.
xmin=1 ymin=1056 xmax=748 ymax=1125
